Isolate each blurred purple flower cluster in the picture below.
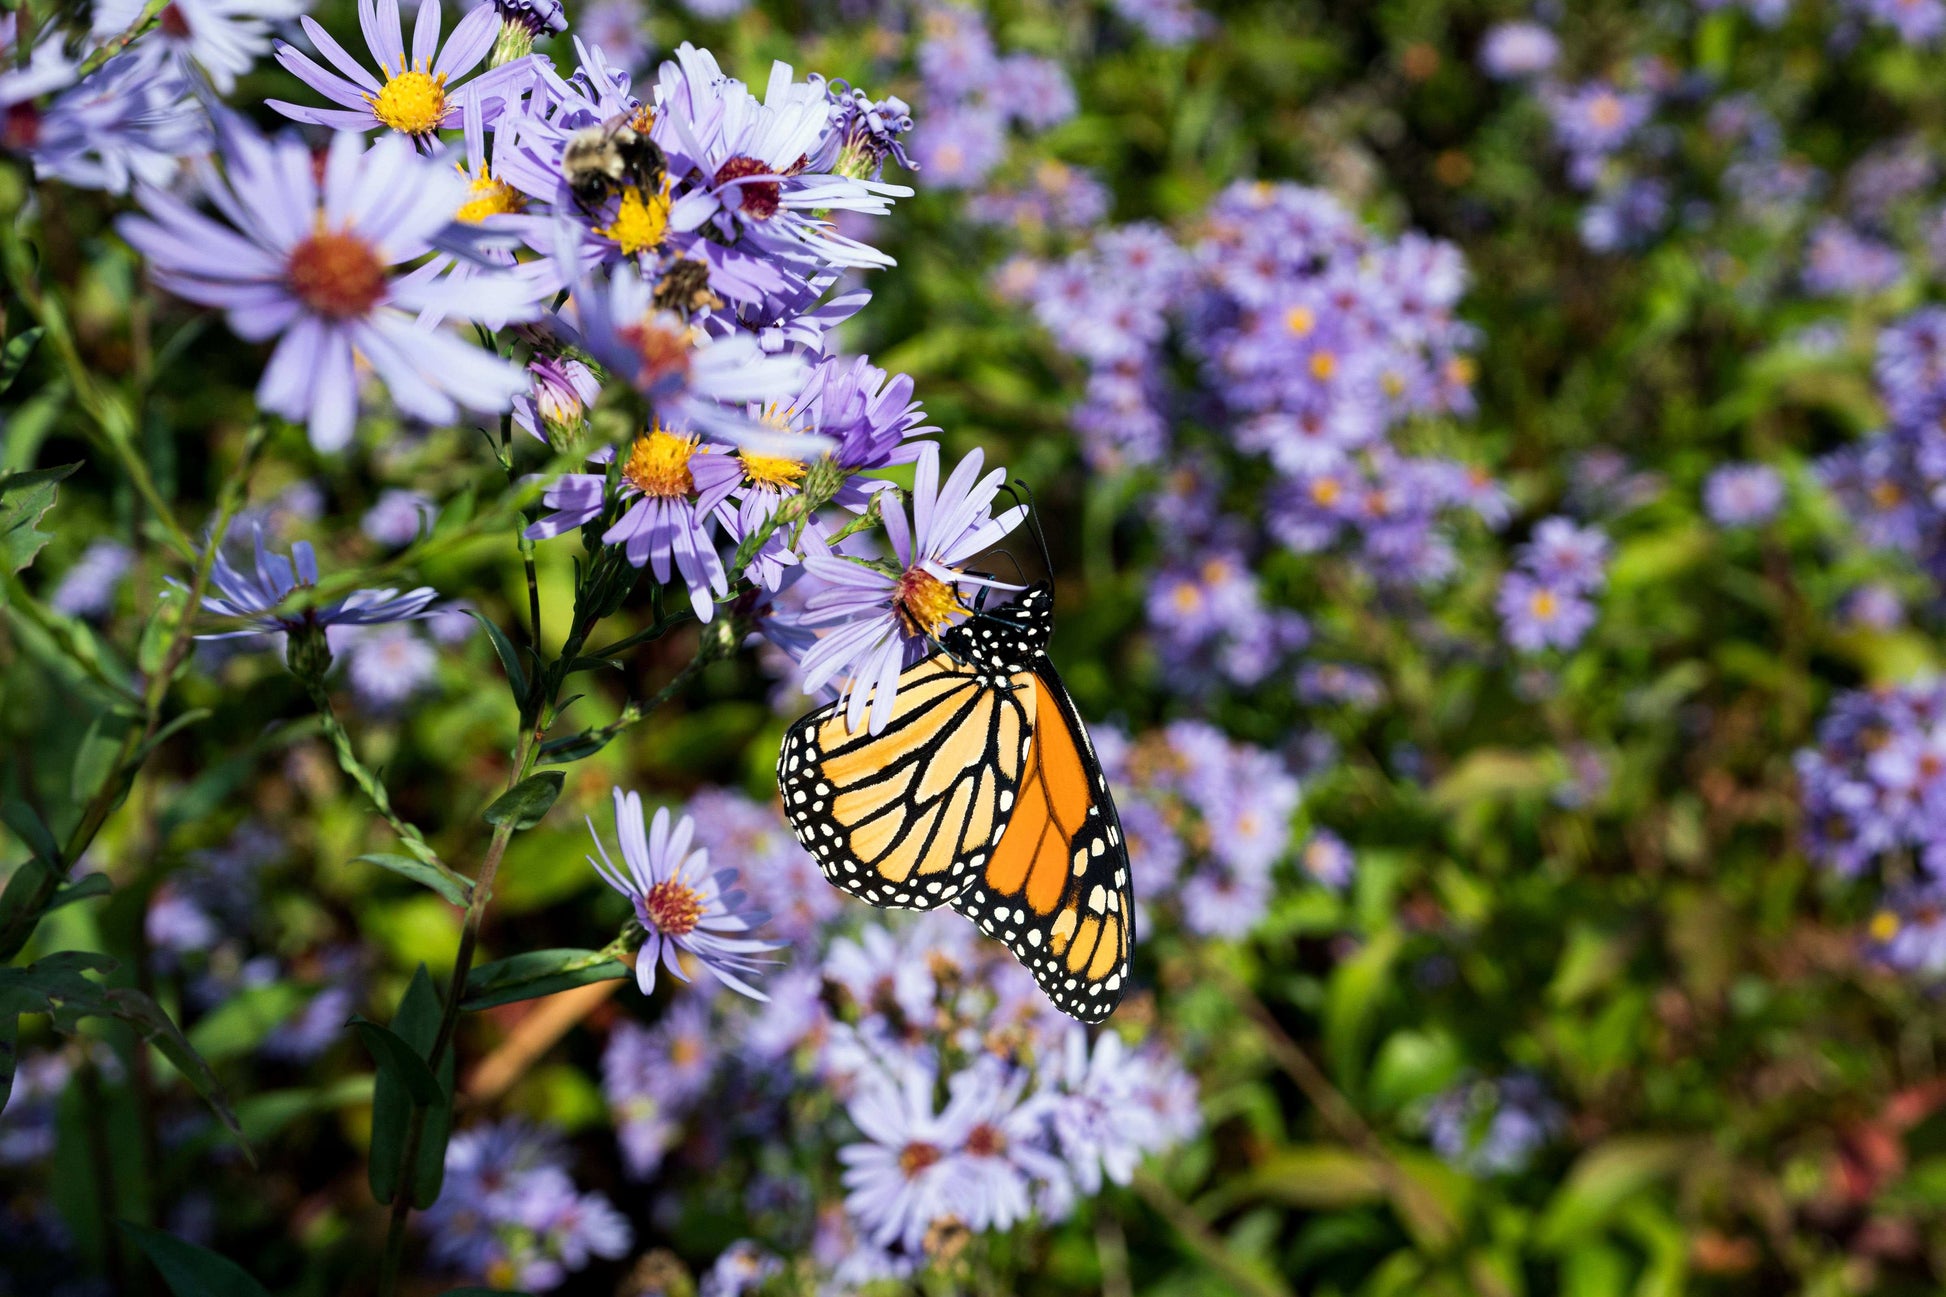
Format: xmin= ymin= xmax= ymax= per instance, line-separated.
xmin=910 ymin=3 xmax=1074 ymax=190
xmin=1425 ymin=1073 xmax=1562 ymax=1176
xmin=1797 ymin=680 xmax=1946 ymax=878
xmin=1497 ymin=517 xmax=1610 ymax=653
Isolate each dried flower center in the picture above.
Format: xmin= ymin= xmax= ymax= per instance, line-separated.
xmin=965 ymin=1123 xmax=1006 ymax=1157
xmin=653 ymin=259 xmax=719 ymax=315
xmin=286 ymin=229 xmax=387 ymax=318
xmin=898 ymin=1141 xmax=942 ymax=1176
xmin=714 ymin=155 xmax=782 ymax=219
xmin=455 ymin=169 xmax=526 ymax=223
xmin=894 ymin=569 xmax=967 ymax=639
xmin=158 ymin=4 xmax=191 ymax=37
xmin=600 ymin=185 xmax=671 ymax=255
xmin=1528 ymin=588 xmax=1559 ymax=621
xmin=623 ymin=429 xmax=698 ymax=499
xmin=614 ymin=318 xmax=692 ymax=391
xmin=366 ymin=65 xmax=448 ymax=136
xmin=640 ymin=878 xmax=703 ymax=936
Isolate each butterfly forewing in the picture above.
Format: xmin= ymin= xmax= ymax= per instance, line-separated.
xmin=777 ymin=581 xmax=1134 ymax=1023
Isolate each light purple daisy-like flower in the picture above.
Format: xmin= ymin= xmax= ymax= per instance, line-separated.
xmin=1519 ymin=516 xmax=1610 ymax=593
xmin=49 ymin=539 xmax=134 ymax=619
xmin=794 ymin=444 xmax=1027 ymax=734
xmin=1 ymin=15 xmax=78 ymax=109
xmin=934 ymin=1059 xmax=1066 ymax=1232
xmin=1478 ymin=21 xmax=1558 ymax=79
xmin=342 ymin=623 xmax=439 ymax=710
xmin=523 ymin=428 xmax=742 ymax=620
xmin=1299 ymin=828 xmax=1355 ymax=890
xmin=1497 ymin=573 xmax=1596 ymax=653
xmin=1704 ymin=463 xmax=1786 ymax=527
xmin=910 ymin=103 xmax=1005 ymax=189
xmin=117 ymin=124 xmax=538 ymax=450
xmin=186 ymin=526 xmax=439 ymax=640
xmin=30 ymin=52 xmax=208 ymax=193
xmin=837 ymin=1054 xmax=961 ymax=1251
xmin=268 ymin=0 xmax=531 ymax=141
xmin=361 ymin=488 xmax=437 ymax=546
xmin=95 ymin=0 xmax=308 ymax=94
xmin=586 ymin=789 xmax=780 ymax=1000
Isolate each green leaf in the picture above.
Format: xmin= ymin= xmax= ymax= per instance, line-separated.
xmin=0 ymin=462 xmax=80 ymax=576
xmin=1322 ymin=927 xmax=1402 ymax=1088
xmin=1534 ymin=1137 xmax=1689 ymax=1249
xmin=121 ymin=1221 xmax=272 ymax=1297
xmin=363 ymin=965 xmax=454 ymax=1208
xmin=100 ymin=987 xmax=252 ymax=1162
xmin=0 ymin=858 xmax=60 ymax=956
xmin=186 ymin=981 xmax=309 ymax=1062
xmin=482 ymin=771 xmax=565 ymax=830
xmin=461 ymin=948 xmax=630 ymax=1011
xmin=1 ymin=797 xmax=60 ymax=862
xmin=1196 ymin=1145 xmax=1384 ymax=1217
xmin=537 ymin=727 xmax=612 ymax=765
xmin=467 ymin=609 xmax=529 ymax=707
xmin=70 ymin=712 xmax=132 ymax=804
xmin=0 ymin=326 xmax=44 ymax=397
xmin=0 ymin=989 xmax=30 ymax=1112
xmin=356 ymin=852 xmax=474 ymax=908
xmin=45 ymin=871 xmax=113 ymax=912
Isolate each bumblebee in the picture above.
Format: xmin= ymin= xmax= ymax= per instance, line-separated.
xmin=562 ymin=113 xmax=666 ymax=214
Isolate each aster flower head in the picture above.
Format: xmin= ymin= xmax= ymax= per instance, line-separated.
xmin=116 ymin=124 xmax=539 ymax=450
xmin=1519 ymin=517 xmax=1611 ymax=593
xmin=1704 ymin=463 xmax=1786 ymax=527
xmin=269 ymin=0 xmax=533 ymax=141
xmin=587 ymin=789 xmax=781 ymax=999
xmin=837 ymin=1054 xmax=961 ymax=1252
xmin=29 ymin=52 xmax=208 ymax=193
xmin=794 ymin=444 xmax=1027 ymax=734
xmin=188 ymin=525 xmax=439 ymax=648
xmin=94 ymin=0 xmax=308 ymax=94
xmin=1497 ymin=573 xmax=1596 ymax=653
xmin=809 ymin=76 xmax=918 ymax=180
xmin=50 ymin=540 xmax=134 ymax=619
xmin=1479 ymin=21 xmax=1558 ymax=79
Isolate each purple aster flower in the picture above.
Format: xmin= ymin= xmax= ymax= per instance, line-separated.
xmin=268 ymin=0 xmax=532 ymax=140
xmin=837 ymin=1054 xmax=961 ymax=1251
xmin=95 ymin=0 xmax=307 ymax=94
xmin=1544 ymin=81 xmax=1653 ymax=160
xmin=1037 ymin=1028 xmax=1177 ymax=1197
xmin=1850 ymin=0 xmax=1946 ymax=43
xmin=523 ymin=428 xmax=742 ymax=620
xmin=586 ymin=789 xmax=781 ymax=999
xmin=1845 ymin=582 xmax=1905 ymax=629
xmin=29 ymin=52 xmax=208 ymax=193
xmin=512 ymin=347 xmax=601 ymax=445
xmin=1300 ymin=829 xmax=1355 ymax=890
xmin=1518 ymin=516 xmax=1611 ymax=593
xmin=1108 ymin=0 xmax=1208 ymax=44
xmin=565 ymin=260 xmax=808 ymax=446
xmin=917 ymin=4 xmax=998 ymax=100
xmin=1497 ymin=573 xmax=1596 ymax=653
xmin=809 ymin=77 xmax=918 ymax=180
xmin=1479 ymin=22 xmax=1558 ymax=79
xmin=187 ymin=526 xmax=439 ymax=642
xmin=1704 ymin=463 xmax=1786 ymax=527
xmin=600 ymin=1022 xmax=681 ymax=1177
xmin=824 ymin=925 xmax=938 ymax=1024
xmin=700 ymin=1242 xmax=782 ymax=1297
xmin=1426 ymin=1074 xmax=1561 ymax=1176
xmin=361 ymin=488 xmax=437 ymax=546
xmin=49 ymin=539 xmax=133 ymax=619
xmin=117 ymin=125 xmax=538 ymax=451
xmin=794 ymin=444 xmax=1026 ymax=734
xmin=342 ymin=623 xmax=439 ymax=710
xmin=934 ymin=1059 xmax=1065 ymax=1232
xmin=1178 ymin=861 xmax=1271 ymax=937
xmin=262 ymin=983 xmax=358 ymax=1062
xmin=990 ymin=54 xmax=1074 ymax=130
xmin=575 ymin=0 xmax=651 ymax=74
xmin=0 ymin=15 xmax=78 ymax=110
xmin=1869 ymin=882 xmax=1946 ymax=975
xmin=1802 ymin=219 xmax=1903 ymax=296
xmin=910 ymin=103 xmax=1005 ymax=189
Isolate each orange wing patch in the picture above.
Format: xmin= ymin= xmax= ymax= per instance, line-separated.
xmin=984 ymin=674 xmax=1091 ymax=913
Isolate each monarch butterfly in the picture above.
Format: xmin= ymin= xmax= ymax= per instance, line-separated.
xmin=777 ymin=581 xmax=1132 ymax=1023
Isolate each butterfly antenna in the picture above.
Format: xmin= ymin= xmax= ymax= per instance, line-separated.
xmin=1001 ymin=480 xmax=1055 ymax=581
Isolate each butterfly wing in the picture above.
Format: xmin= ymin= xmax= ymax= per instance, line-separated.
xmin=779 ymin=651 xmax=1034 ymax=911
xmin=951 ymin=660 xmax=1132 ymax=1023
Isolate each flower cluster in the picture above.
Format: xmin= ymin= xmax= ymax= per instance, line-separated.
xmin=1820 ymin=310 xmax=1946 ymax=586
xmin=1424 ymin=1073 xmax=1563 ymax=1176
xmin=910 ymin=3 xmax=1074 ymax=190
xmin=421 ymin=1121 xmax=632 ymax=1291
xmin=1497 ymin=517 xmax=1609 ymax=653
xmin=1796 ymin=680 xmax=1946 ymax=878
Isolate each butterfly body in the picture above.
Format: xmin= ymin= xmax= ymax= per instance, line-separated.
xmin=778 ymin=582 xmax=1133 ymax=1023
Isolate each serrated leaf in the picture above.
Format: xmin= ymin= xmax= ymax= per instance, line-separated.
xmin=467 ymin=609 xmax=529 ymax=708
xmin=121 ymin=1221 xmax=272 ymax=1297
xmin=482 ymin=771 xmax=564 ymax=830
xmin=0 ymin=327 xmax=44 ymax=396
xmin=461 ymin=948 xmax=630 ymax=1011
xmin=356 ymin=852 xmax=474 ymax=908
xmin=0 ymin=462 xmax=80 ymax=576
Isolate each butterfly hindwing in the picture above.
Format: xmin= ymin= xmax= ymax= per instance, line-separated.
xmin=950 ymin=662 xmax=1132 ymax=1024
xmin=777 ymin=581 xmax=1133 ymax=1023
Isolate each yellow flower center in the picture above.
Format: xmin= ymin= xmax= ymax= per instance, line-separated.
xmin=1309 ymin=351 xmax=1338 ymax=380
xmin=740 ymin=451 xmax=808 ymax=492
xmin=454 ymin=168 xmax=524 ymax=223
xmin=1310 ymin=476 xmax=1343 ymax=506
xmin=366 ymin=64 xmax=448 ymax=136
xmin=1172 ymin=583 xmax=1203 ymax=614
xmin=894 ymin=568 xmax=967 ymax=639
xmin=1870 ymin=909 xmax=1901 ymax=942
xmin=1529 ymin=589 xmax=1559 ymax=620
xmin=1284 ymin=305 xmax=1315 ymax=336
xmin=1446 ymin=355 xmax=1477 ymax=386
xmin=600 ymin=185 xmax=671 ymax=256
xmin=622 ymin=429 xmax=698 ymax=498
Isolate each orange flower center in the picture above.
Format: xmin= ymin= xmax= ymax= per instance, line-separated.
xmin=641 ymin=879 xmax=702 ymax=936
xmin=286 ymin=230 xmax=386 ymax=318
xmin=899 ymin=1141 xmax=942 ymax=1176
xmin=622 ymin=429 xmax=698 ymax=499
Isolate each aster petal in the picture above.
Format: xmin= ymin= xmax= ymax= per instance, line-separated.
xmin=408 ymin=0 xmax=440 ymax=71
xmin=360 ymin=0 xmax=405 ymax=70
xmin=431 ymin=3 xmax=498 ymax=80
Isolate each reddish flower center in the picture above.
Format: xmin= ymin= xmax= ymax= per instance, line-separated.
xmin=2 ymin=104 xmax=41 ymax=152
xmin=158 ymin=4 xmax=191 ymax=37
xmin=641 ymin=879 xmax=703 ymax=936
xmin=286 ymin=230 xmax=387 ymax=318
xmin=713 ymin=155 xmax=782 ymax=219
xmin=898 ymin=1141 xmax=942 ymax=1176
xmin=965 ymin=1123 xmax=1006 ymax=1157
xmin=615 ymin=318 xmax=693 ymax=392
xmin=894 ymin=568 xmax=966 ymax=639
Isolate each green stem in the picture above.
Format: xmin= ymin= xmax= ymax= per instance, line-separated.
xmin=303 ymin=679 xmax=451 ymax=874
xmin=75 ymin=0 xmax=174 ymax=78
